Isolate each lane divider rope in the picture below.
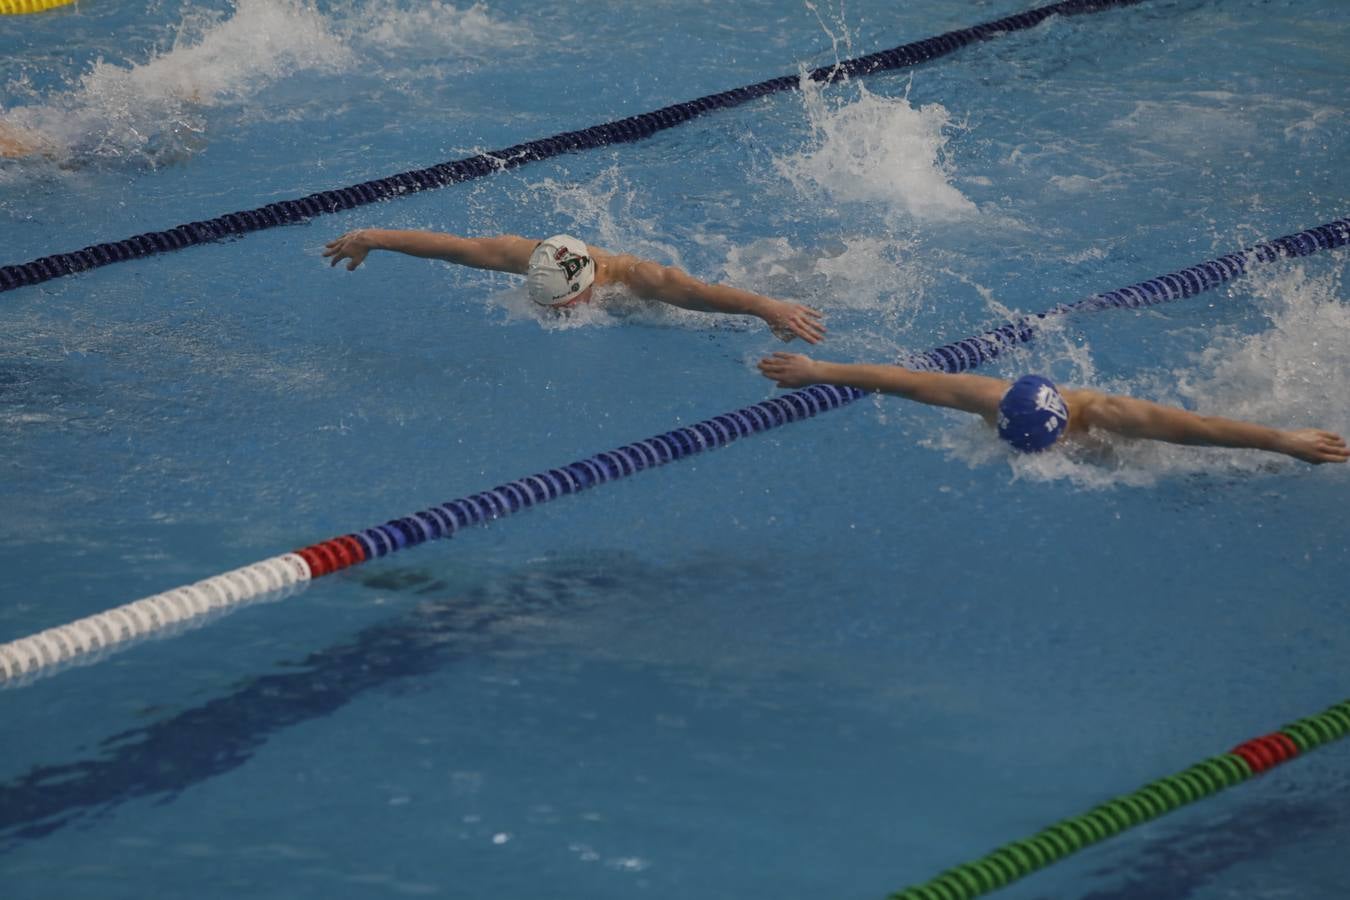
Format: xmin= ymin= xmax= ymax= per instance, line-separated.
xmin=887 ymin=698 xmax=1350 ymax=899
xmin=2 ymin=216 xmax=1346 ymax=686
xmin=0 ymin=0 xmax=74 ymax=13
xmin=906 ymin=217 xmax=1349 ymax=372
xmin=0 ymin=0 xmax=1147 ymax=294
xmin=0 ymin=558 xmax=308 ymax=687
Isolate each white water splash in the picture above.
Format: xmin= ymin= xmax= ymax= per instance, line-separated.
xmin=2 ymin=0 xmax=351 ymax=165
xmin=488 ymin=281 xmax=625 ymax=333
xmin=1180 ymin=264 xmax=1350 ymax=440
xmin=718 ymin=234 xmax=922 ymax=313
xmin=352 ymin=0 xmax=527 ymax=55
xmin=774 ymin=75 xmax=976 ymax=222
xmin=532 ymin=166 xmax=686 ymax=270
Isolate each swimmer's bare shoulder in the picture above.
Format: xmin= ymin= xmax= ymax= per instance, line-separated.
xmin=1058 ymin=388 xmax=1102 ymax=438
xmin=589 ymin=248 xmax=645 ymax=289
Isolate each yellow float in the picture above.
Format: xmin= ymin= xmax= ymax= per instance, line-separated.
xmin=0 ymin=0 xmax=76 ymax=14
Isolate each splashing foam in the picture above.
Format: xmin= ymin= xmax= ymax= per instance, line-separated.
xmin=774 ymin=75 xmax=975 ymax=223
xmin=2 ymin=0 xmax=351 ymax=165
xmin=718 ymin=234 xmax=923 ymax=315
xmin=353 ymin=0 xmax=526 ymax=54
xmin=114 ymin=0 xmax=352 ymax=107
xmin=1181 ymin=264 xmax=1350 ymax=441
xmin=531 ymin=167 xmax=686 ymax=268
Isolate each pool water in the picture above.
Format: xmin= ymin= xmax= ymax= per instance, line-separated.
xmin=2 ymin=1 xmax=1347 ymax=898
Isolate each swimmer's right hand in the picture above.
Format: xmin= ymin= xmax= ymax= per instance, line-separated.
xmin=323 ymin=230 xmax=376 ymax=270
xmin=1279 ymin=428 xmax=1350 ymax=464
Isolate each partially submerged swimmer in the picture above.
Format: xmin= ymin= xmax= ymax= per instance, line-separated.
xmin=0 ymin=122 xmax=54 ymax=159
xmin=323 ymin=229 xmax=826 ymax=344
xmin=757 ymin=352 xmax=1349 ymax=464
xmin=0 ymin=93 xmax=206 ymax=164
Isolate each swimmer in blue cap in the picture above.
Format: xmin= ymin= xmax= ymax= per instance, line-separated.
xmin=757 ymin=352 xmax=1349 ymax=464
xmin=322 ymin=228 xmax=826 ymax=344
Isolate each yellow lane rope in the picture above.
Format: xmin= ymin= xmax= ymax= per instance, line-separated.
xmin=0 ymin=0 xmax=76 ymax=14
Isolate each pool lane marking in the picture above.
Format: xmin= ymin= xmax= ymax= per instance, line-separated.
xmin=0 ymin=0 xmax=1149 ymax=293
xmin=887 ymin=699 xmax=1350 ymax=899
xmin=1 ymin=215 xmax=1346 ymax=687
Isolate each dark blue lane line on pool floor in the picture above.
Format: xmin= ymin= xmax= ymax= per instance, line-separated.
xmin=0 ymin=556 xmax=663 ymax=847
xmin=0 ymin=0 xmax=1147 ymax=294
xmin=1067 ymin=790 xmax=1342 ymax=900
xmin=1 ymin=558 xmax=1341 ymax=900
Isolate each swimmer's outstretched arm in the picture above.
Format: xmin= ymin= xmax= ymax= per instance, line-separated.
xmin=758 ymin=352 xmax=1007 ymax=418
xmin=323 ymin=229 xmax=536 ymax=274
xmin=1072 ymin=391 xmax=1349 ymax=464
xmin=619 ymin=260 xmax=826 ymax=344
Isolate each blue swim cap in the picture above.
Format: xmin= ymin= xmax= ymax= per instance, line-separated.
xmin=997 ymin=375 xmax=1068 ymax=452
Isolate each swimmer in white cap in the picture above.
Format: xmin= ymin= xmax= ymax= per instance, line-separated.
xmin=757 ymin=352 xmax=1349 ymax=464
xmin=322 ymin=228 xmax=826 ymax=344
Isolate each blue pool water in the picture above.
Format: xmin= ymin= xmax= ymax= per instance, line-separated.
xmin=2 ymin=1 xmax=1348 ymax=897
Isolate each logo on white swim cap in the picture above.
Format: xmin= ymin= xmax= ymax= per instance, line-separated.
xmin=527 ymin=234 xmax=594 ymax=307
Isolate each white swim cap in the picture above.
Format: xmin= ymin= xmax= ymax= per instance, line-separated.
xmin=527 ymin=234 xmax=595 ymax=307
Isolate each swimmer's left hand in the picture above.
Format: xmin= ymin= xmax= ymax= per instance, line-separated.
xmin=763 ymin=301 xmax=826 ymax=344
xmin=757 ymin=351 xmax=819 ymax=388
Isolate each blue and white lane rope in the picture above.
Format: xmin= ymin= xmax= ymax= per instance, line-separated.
xmin=0 ymin=0 xmax=1148 ymax=294
xmin=2 ymin=216 xmax=1346 ymax=687
xmin=906 ymin=217 xmax=1350 ymax=372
